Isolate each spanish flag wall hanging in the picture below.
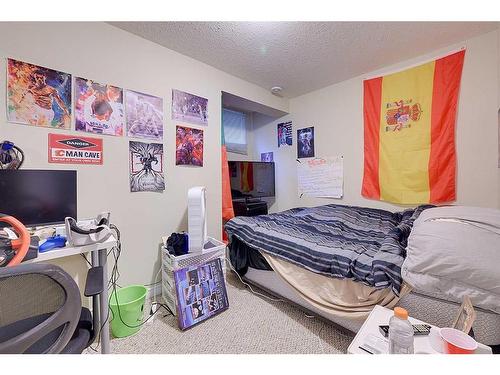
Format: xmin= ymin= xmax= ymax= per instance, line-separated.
xmin=362 ymin=50 xmax=465 ymax=205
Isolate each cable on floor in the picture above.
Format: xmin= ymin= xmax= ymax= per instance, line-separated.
xmin=88 ymin=224 xmax=173 ymax=351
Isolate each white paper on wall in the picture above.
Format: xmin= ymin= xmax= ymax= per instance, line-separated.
xmin=297 ymin=156 xmax=343 ymax=198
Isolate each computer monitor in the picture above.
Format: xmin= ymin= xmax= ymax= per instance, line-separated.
xmin=228 ymin=161 xmax=275 ymax=199
xmin=0 ymin=169 xmax=77 ymax=227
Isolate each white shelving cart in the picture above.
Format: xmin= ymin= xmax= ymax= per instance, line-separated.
xmin=161 ymin=237 xmax=226 ymax=315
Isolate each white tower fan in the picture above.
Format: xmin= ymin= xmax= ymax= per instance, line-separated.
xmin=187 ymin=186 xmax=208 ymax=253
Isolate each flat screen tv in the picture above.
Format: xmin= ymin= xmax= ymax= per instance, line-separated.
xmin=228 ymin=161 xmax=275 ymax=199
xmin=0 ymin=169 xmax=77 ymax=226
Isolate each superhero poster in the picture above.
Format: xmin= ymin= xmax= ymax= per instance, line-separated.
xmin=297 ymin=126 xmax=315 ymax=158
xmin=75 ymin=77 xmax=124 ymax=136
xmin=176 ymin=126 xmax=204 ymax=167
xmin=125 ymin=90 xmax=164 ymax=140
xmin=277 ymin=121 xmax=292 ymax=147
xmin=261 ymin=152 xmax=274 ymax=162
xmin=129 ymin=141 xmax=165 ymax=192
xmin=7 ymin=59 xmax=72 ymax=129
xmin=171 ymin=89 xmax=208 ymax=126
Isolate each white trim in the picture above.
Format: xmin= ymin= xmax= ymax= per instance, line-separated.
xmin=364 ymin=46 xmax=466 ymax=81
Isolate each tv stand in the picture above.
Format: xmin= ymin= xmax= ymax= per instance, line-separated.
xmin=233 ymin=199 xmax=268 ymax=217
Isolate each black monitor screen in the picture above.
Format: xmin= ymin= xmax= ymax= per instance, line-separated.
xmin=0 ymin=169 xmax=77 ymax=226
xmin=228 ymin=161 xmax=275 ymax=199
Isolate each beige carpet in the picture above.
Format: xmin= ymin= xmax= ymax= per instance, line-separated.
xmin=90 ymin=273 xmax=354 ymax=354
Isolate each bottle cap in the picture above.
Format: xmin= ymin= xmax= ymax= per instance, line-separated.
xmin=394 ymin=307 xmax=409 ymax=319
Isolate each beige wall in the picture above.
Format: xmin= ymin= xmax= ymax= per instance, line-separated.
xmin=0 ymin=22 xmax=288 ymax=286
xmin=255 ymin=30 xmax=500 ymax=213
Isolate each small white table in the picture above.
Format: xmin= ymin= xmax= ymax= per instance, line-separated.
xmin=25 ymin=236 xmax=117 ymax=354
xmin=348 ymin=305 xmax=492 ymax=354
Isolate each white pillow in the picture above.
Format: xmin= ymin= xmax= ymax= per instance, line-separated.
xmin=402 ymin=206 xmax=500 ymax=314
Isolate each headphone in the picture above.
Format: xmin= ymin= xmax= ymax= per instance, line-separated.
xmin=0 ymin=141 xmax=24 ymax=170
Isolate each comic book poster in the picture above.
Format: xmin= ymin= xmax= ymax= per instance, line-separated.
xmin=174 ymin=258 xmax=229 ymax=330
xmin=75 ymin=77 xmax=124 ymax=136
xmin=297 ymin=126 xmax=315 ymax=158
xmin=125 ymin=90 xmax=163 ymax=140
xmin=171 ymin=89 xmax=208 ymax=126
xmin=7 ymin=58 xmax=71 ymax=129
xmin=129 ymin=141 xmax=165 ymax=192
xmin=176 ymin=126 xmax=204 ymax=166
xmin=261 ymin=152 xmax=274 ymax=162
xmin=277 ymin=121 xmax=292 ymax=147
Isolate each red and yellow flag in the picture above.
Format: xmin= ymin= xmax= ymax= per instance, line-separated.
xmin=240 ymin=162 xmax=254 ymax=192
xmin=362 ymin=50 xmax=465 ymax=205
xmin=221 ymin=111 xmax=234 ymax=243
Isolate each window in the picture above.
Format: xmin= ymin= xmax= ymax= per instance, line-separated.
xmin=223 ymin=108 xmax=247 ymax=155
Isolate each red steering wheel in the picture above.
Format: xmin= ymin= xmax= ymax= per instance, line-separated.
xmin=0 ymin=214 xmax=30 ymax=267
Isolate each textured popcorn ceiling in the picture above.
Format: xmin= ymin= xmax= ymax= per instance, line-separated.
xmin=110 ymin=22 xmax=498 ymax=98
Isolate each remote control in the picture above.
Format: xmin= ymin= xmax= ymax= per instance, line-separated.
xmin=379 ymin=324 xmax=432 ymax=337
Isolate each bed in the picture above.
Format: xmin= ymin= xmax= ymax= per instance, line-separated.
xmin=225 ymin=204 xmax=500 ymax=347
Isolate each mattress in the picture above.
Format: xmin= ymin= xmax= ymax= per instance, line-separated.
xmin=243 ymin=266 xmax=362 ymax=333
xmin=398 ymin=291 xmax=500 ymax=346
xmin=243 ymin=266 xmax=500 ymax=346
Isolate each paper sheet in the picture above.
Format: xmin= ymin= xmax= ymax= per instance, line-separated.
xmin=297 ymin=156 xmax=343 ymax=198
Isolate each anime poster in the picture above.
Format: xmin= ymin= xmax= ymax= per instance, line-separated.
xmin=75 ymin=77 xmax=124 ymax=136
xmin=7 ymin=59 xmax=71 ymax=129
xmin=174 ymin=258 xmax=229 ymax=330
xmin=125 ymin=90 xmax=164 ymax=140
xmin=261 ymin=152 xmax=274 ymax=162
xmin=176 ymin=126 xmax=204 ymax=167
xmin=171 ymin=89 xmax=208 ymax=126
xmin=277 ymin=121 xmax=292 ymax=147
xmin=297 ymin=126 xmax=315 ymax=158
xmin=129 ymin=141 xmax=165 ymax=192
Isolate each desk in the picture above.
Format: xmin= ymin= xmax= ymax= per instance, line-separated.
xmin=25 ymin=236 xmax=117 ymax=354
xmin=348 ymin=305 xmax=492 ymax=354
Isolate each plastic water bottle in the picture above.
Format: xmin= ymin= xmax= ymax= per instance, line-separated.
xmin=388 ymin=307 xmax=414 ymax=354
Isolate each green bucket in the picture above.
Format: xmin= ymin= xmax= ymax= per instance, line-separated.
xmin=109 ymin=285 xmax=147 ymax=338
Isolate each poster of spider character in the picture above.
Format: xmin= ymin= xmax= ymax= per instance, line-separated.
xmin=176 ymin=126 xmax=204 ymax=167
xmin=7 ymin=58 xmax=71 ymax=129
xmin=75 ymin=77 xmax=124 ymax=136
xmin=129 ymin=141 xmax=165 ymax=192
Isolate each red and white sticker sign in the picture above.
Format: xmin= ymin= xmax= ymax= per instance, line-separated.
xmin=48 ymin=134 xmax=103 ymax=165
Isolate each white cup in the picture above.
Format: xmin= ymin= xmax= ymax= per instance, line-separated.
xmin=429 ymin=327 xmax=477 ymax=354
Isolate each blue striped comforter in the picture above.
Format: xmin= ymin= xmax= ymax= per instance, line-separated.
xmin=225 ymin=204 xmax=429 ymax=294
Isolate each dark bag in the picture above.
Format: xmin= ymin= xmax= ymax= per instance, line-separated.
xmin=166 ymin=232 xmax=189 ymax=256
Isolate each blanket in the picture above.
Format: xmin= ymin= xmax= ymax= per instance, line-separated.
xmin=225 ymin=204 xmax=429 ymax=294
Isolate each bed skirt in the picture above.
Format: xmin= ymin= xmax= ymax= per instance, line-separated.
xmin=261 ymin=252 xmax=411 ymax=321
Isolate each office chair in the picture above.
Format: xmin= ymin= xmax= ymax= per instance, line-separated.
xmin=0 ymin=262 xmax=103 ymax=353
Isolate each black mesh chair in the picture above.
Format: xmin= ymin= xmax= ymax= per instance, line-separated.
xmin=0 ymin=263 xmax=103 ymax=354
